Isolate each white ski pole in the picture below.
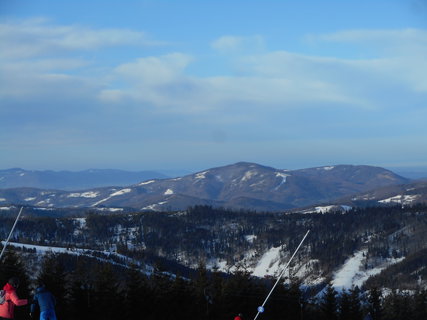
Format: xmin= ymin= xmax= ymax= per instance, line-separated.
xmin=0 ymin=207 xmax=24 ymax=262
xmin=253 ymin=229 xmax=310 ymax=320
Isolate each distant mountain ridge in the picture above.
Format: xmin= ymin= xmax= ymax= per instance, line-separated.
xmin=0 ymin=162 xmax=411 ymax=211
xmin=0 ymin=168 xmax=168 ymax=190
xmin=347 ymin=179 xmax=427 ymax=206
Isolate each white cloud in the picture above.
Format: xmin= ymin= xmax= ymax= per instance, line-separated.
xmin=114 ymin=53 xmax=192 ymax=84
xmin=211 ymin=35 xmax=265 ymax=53
xmin=211 ymin=35 xmax=243 ymax=52
xmin=310 ymin=28 xmax=427 ymax=46
xmin=100 ymin=68 xmax=347 ymax=114
xmin=0 ymin=18 xmax=161 ymax=59
xmin=4 ymin=19 xmax=425 ymax=117
xmin=97 ymin=50 xmax=408 ymax=114
xmin=98 ymin=53 xmax=196 ymax=107
xmin=306 ymin=28 xmax=427 ymax=60
xmin=1 ymin=58 xmax=88 ymax=74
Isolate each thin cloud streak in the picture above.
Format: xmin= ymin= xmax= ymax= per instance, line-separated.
xmin=0 ymin=18 xmax=164 ymax=59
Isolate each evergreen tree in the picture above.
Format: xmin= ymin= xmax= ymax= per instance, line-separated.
xmin=288 ymin=280 xmax=304 ymax=320
xmin=339 ymin=290 xmax=351 ymax=320
xmin=150 ymin=265 xmax=177 ymax=320
xmin=320 ymin=283 xmax=338 ymax=320
xmin=91 ymin=264 xmax=120 ymax=320
xmin=348 ymin=286 xmax=363 ymax=320
xmin=367 ymin=287 xmax=383 ymax=320
xmin=123 ymin=265 xmax=153 ymax=320
xmin=211 ymin=267 xmax=226 ymax=319
xmin=266 ymin=279 xmax=303 ymax=320
xmin=382 ymin=290 xmax=413 ymax=320
xmin=191 ymin=260 xmax=210 ymax=318
xmin=221 ymin=268 xmax=261 ymax=319
xmin=413 ymin=289 xmax=427 ymax=320
xmin=168 ymin=274 xmax=193 ymax=320
xmin=67 ymin=258 xmax=93 ymax=320
xmin=267 ymin=279 xmax=289 ymax=319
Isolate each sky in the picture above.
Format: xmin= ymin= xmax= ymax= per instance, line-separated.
xmin=1 ymin=0 xmax=427 ymax=173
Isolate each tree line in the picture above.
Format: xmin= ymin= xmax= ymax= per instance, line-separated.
xmin=0 ymin=250 xmax=426 ymax=320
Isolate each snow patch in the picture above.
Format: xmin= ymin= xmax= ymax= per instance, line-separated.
xmin=332 ymin=250 xmax=367 ymax=290
xmin=95 ymin=208 xmax=124 ymax=212
xmin=138 ymin=180 xmax=155 ymax=186
xmin=245 ymin=235 xmax=257 ymax=243
xmin=0 ymin=206 xmax=11 ymax=210
xmin=24 ymin=197 xmax=36 ymax=201
xmin=293 ymin=259 xmax=325 ymax=285
xmin=195 ymin=171 xmax=208 ymax=179
xmin=315 ymin=206 xmax=336 ymax=213
xmin=67 ymin=191 xmax=99 ymax=198
xmin=252 ymin=246 xmax=283 ymax=277
xmin=323 ymin=166 xmax=335 ymax=171
xmin=275 ymin=172 xmax=289 ymax=190
xmin=73 ymin=218 xmax=86 ymax=228
xmin=92 ymin=188 xmax=132 ymax=206
xmin=142 ymin=201 xmax=168 ymax=211
xmin=379 ymin=194 xmax=420 ymax=204
xmin=0 ymin=198 xmax=6 ymax=202
xmin=164 ymin=188 xmax=174 ymax=195
xmin=207 ymin=259 xmax=228 ymax=272
xmin=302 ymin=205 xmax=351 ymax=214
xmin=352 ymin=194 xmax=376 ymax=201
xmin=111 ymin=188 xmax=132 ymax=196
xmin=241 ymin=170 xmax=256 ymax=182
xmin=36 ymin=199 xmax=52 ymax=206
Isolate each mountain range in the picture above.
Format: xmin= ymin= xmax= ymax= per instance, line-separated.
xmin=1 ymin=162 xmax=420 ymax=212
xmin=0 ymin=168 xmax=168 ymax=190
xmin=1 ymin=163 xmax=427 ymax=294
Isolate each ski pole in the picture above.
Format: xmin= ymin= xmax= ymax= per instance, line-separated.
xmin=0 ymin=207 xmax=24 ymax=262
xmin=253 ymin=229 xmax=310 ymax=320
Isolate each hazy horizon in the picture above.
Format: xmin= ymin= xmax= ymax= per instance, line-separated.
xmin=2 ymin=162 xmax=427 ymax=179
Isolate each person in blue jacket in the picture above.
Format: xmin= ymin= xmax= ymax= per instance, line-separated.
xmin=30 ymin=283 xmax=57 ymax=320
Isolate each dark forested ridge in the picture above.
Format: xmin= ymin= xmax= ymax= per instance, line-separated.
xmin=1 ymin=249 xmax=427 ymax=320
xmin=1 ymin=204 xmax=427 ymax=291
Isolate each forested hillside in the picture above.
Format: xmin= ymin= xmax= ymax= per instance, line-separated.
xmin=1 ymin=204 xmax=427 ymax=290
xmin=1 ymin=249 xmax=427 ymax=320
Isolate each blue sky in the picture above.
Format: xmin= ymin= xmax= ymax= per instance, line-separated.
xmin=1 ymin=0 xmax=427 ymax=172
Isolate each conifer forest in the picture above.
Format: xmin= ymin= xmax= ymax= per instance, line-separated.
xmin=1 ymin=204 xmax=427 ymax=319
